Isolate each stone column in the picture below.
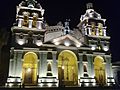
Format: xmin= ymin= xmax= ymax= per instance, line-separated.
xmin=52 ymin=51 xmax=58 ymax=78
xmin=18 ymin=18 xmax=23 ymax=27
xmin=103 ymin=29 xmax=106 ymax=36
xmin=9 ymin=59 xmax=14 ymax=76
xmin=105 ymin=55 xmax=112 ymax=77
xmin=85 ymin=28 xmax=87 ymax=35
xmin=96 ymin=28 xmax=99 ymax=36
xmin=28 ymin=20 xmax=33 ymax=28
xmin=12 ymin=51 xmax=17 ymax=77
xmin=78 ymin=53 xmax=83 ymax=78
xmin=87 ymin=54 xmax=94 ymax=77
xmin=38 ymin=52 xmax=41 ymax=77
xmin=39 ymin=52 xmax=47 ymax=77
xmin=88 ymin=27 xmax=91 ymax=35
xmin=15 ymin=51 xmax=23 ymax=77
xmin=37 ymin=21 xmax=42 ymax=29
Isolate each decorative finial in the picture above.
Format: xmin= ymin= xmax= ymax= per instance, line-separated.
xmin=86 ymin=3 xmax=93 ymax=9
xmin=65 ymin=19 xmax=70 ymax=26
xmin=26 ymin=0 xmax=37 ymax=8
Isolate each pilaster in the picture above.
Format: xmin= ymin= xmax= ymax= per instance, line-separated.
xmin=78 ymin=53 xmax=83 ymax=78
xmin=52 ymin=51 xmax=58 ymax=78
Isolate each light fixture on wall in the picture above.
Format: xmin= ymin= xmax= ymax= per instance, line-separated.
xmin=35 ymin=39 xmax=43 ymax=46
xmin=16 ymin=33 xmax=25 ymax=45
xmin=64 ymin=40 xmax=70 ymax=46
xmin=47 ymin=83 xmax=52 ymax=87
xmin=17 ymin=39 xmax=25 ymax=45
xmin=34 ymin=34 xmax=43 ymax=46
xmin=90 ymin=45 xmax=96 ymax=50
xmin=9 ymin=83 xmax=13 ymax=87
xmin=102 ymin=41 xmax=109 ymax=51
xmin=103 ymin=45 xmax=109 ymax=51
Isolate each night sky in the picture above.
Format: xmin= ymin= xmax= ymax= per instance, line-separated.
xmin=0 ymin=0 xmax=120 ymax=62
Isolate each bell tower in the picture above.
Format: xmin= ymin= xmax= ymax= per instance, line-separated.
xmin=77 ymin=3 xmax=109 ymax=51
xmin=7 ymin=0 xmax=47 ymax=87
xmin=77 ymin=3 xmax=114 ymax=86
xmin=5 ymin=1 xmax=115 ymax=87
xmin=17 ymin=0 xmax=44 ymax=30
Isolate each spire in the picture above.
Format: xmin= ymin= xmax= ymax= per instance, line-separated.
xmin=64 ymin=19 xmax=71 ymax=35
xmin=86 ymin=3 xmax=93 ymax=9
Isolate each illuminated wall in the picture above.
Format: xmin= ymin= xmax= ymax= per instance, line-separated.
xmin=6 ymin=0 xmax=115 ymax=87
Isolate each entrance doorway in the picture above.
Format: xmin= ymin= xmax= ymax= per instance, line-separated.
xmin=22 ymin=52 xmax=38 ymax=85
xmin=94 ymin=56 xmax=106 ymax=86
xmin=58 ymin=50 xmax=78 ymax=86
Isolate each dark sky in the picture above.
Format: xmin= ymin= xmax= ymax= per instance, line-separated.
xmin=0 ymin=0 xmax=120 ymax=62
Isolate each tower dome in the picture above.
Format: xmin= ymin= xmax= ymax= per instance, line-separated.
xmin=80 ymin=3 xmax=101 ymax=21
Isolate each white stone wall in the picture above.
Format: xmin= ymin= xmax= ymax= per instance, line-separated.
xmin=44 ymin=31 xmax=64 ymax=42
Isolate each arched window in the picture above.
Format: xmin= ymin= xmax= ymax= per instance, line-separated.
xmin=32 ymin=13 xmax=38 ymax=28
xmin=47 ymin=52 xmax=52 ymax=59
xmin=23 ymin=12 xmax=29 ymax=27
xmin=47 ymin=63 xmax=52 ymax=71
xmin=46 ymin=62 xmax=52 ymax=76
xmin=58 ymin=50 xmax=78 ymax=86
xmin=83 ymin=64 xmax=87 ymax=72
xmin=83 ymin=63 xmax=89 ymax=77
xmin=98 ymin=23 xmax=103 ymax=36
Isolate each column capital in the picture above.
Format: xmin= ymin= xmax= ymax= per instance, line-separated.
xmin=78 ymin=53 xmax=83 ymax=56
xmin=52 ymin=51 xmax=57 ymax=54
xmin=39 ymin=52 xmax=48 ymax=55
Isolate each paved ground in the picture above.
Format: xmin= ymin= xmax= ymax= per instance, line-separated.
xmin=0 ymin=86 xmax=120 ymax=90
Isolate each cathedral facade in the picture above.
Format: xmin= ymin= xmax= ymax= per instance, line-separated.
xmin=6 ymin=0 xmax=115 ymax=87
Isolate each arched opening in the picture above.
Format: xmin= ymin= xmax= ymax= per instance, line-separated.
xmin=23 ymin=13 xmax=29 ymax=27
xmin=83 ymin=64 xmax=87 ymax=72
xmin=46 ymin=62 xmax=53 ymax=76
xmin=94 ymin=56 xmax=106 ymax=86
xmin=22 ymin=52 xmax=38 ymax=85
xmin=58 ymin=50 xmax=78 ymax=86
